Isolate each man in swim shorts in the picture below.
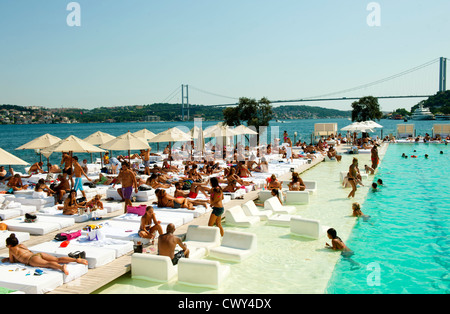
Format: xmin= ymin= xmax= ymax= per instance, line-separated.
xmin=72 ymin=156 xmax=92 ymax=200
xmin=158 ymin=223 xmax=189 ymax=265
xmin=115 ymin=162 xmax=138 ymax=213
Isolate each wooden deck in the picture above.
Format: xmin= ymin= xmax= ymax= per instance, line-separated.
xmin=1 ymin=153 xmax=327 ymax=294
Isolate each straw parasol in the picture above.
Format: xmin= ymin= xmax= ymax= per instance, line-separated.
xmin=148 ymin=127 xmax=192 ymax=161
xmin=84 ymin=131 xmax=116 ymax=166
xmin=15 ymin=133 xmax=62 ymax=163
xmin=40 ymin=135 xmax=106 ymax=163
xmin=100 ymin=131 xmax=150 ymax=163
xmin=0 ymin=148 xmax=29 ymax=166
xmin=341 ymin=122 xmax=374 ymax=133
xmin=203 ymin=123 xmax=237 ymax=138
xmin=133 ymin=128 xmax=156 ymax=141
xmin=233 ymin=125 xmax=258 ymax=135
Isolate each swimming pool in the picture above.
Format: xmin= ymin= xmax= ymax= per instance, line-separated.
xmin=326 ymin=144 xmax=450 ymax=294
xmin=96 ymin=151 xmax=377 ymax=294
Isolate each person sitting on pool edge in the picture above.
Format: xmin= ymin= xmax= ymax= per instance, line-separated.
xmin=157 ymin=223 xmax=189 ymax=266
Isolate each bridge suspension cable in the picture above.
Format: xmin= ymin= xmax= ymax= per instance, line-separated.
xmin=299 ymin=57 xmax=441 ymax=100
xmin=189 ymin=86 xmax=240 ymax=101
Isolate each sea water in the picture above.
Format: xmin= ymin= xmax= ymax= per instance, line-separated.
xmin=326 ymin=143 xmax=450 ymax=294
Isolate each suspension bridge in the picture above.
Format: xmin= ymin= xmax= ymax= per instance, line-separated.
xmin=161 ymin=57 xmax=447 ymax=120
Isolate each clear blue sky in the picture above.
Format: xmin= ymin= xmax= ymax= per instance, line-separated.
xmin=0 ymin=0 xmax=449 ymax=112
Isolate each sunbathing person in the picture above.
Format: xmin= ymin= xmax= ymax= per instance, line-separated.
xmin=237 ymin=161 xmax=252 ymax=178
xmin=28 ymin=162 xmax=45 ymax=174
xmin=227 ymin=167 xmax=253 ymax=186
xmin=155 ymin=189 xmax=207 ymax=210
xmin=267 ymin=174 xmax=282 ymax=191
xmin=146 ymin=174 xmax=172 ymax=189
xmin=7 ymin=174 xmax=29 ymax=192
xmin=222 ymin=179 xmax=240 ymax=193
xmin=34 ymin=178 xmax=55 ymax=196
xmin=93 ymin=173 xmax=115 ymax=185
xmin=174 ymin=181 xmax=210 ymax=199
xmin=327 ymin=146 xmax=342 ymax=162
xmin=52 ymin=174 xmax=71 ymax=204
xmin=61 ymin=190 xmax=85 ymax=215
xmin=139 ymin=206 xmax=163 ymax=243
xmin=2 ymin=233 xmax=88 ymax=275
xmin=288 ymin=172 xmax=306 ymax=191
xmin=85 ymin=194 xmax=103 ymax=211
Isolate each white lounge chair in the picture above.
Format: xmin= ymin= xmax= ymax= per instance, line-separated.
xmin=281 ymin=180 xmax=317 ymax=194
xmin=241 ymin=201 xmax=273 ymax=221
xmin=284 ymin=191 xmax=310 ymax=205
xmin=264 ymin=197 xmax=296 ymax=214
xmin=267 ymin=214 xmax=301 ymax=227
xmin=131 ymin=254 xmax=177 ymax=283
xmin=209 ymin=230 xmax=257 ymax=262
xmin=184 ymin=225 xmax=221 ymax=252
xmin=225 ymin=206 xmax=260 ymax=227
xmin=177 ymin=259 xmax=230 ymax=289
xmin=290 ymin=216 xmax=329 ymax=239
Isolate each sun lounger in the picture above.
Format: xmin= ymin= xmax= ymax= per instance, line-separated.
xmin=102 ymin=202 xmax=122 ymax=213
xmin=131 ymin=254 xmax=178 ymax=283
xmin=79 ymin=220 xmax=154 ymax=244
xmin=209 ymin=230 xmax=257 ymax=262
xmin=37 ymin=206 xmax=108 ymax=223
xmin=152 ymin=204 xmax=208 ymax=218
xmin=225 ymin=206 xmax=260 ymax=227
xmin=28 ymin=240 xmax=117 ymax=269
xmin=12 ymin=194 xmax=55 ymax=210
xmin=339 ymin=171 xmax=368 ymax=182
xmin=0 ymin=260 xmax=88 ymax=294
xmin=0 ymin=231 xmax=30 ymax=249
xmin=267 ymin=214 xmax=301 ymax=227
xmin=5 ymin=216 xmax=75 ymax=235
xmin=112 ymin=213 xmax=185 ymax=228
xmin=177 ymin=259 xmax=230 ymax=289
xmin=264 ymin=197 xmax=297 ymax=213
xmin=184 ymin=225 xmax=221 ymax=252
xmin=290 ymin=216 xmax=329 ymax=239
xmin=284 ymin=191 xmax=310 ymax=205
xmin=241 ymin=200 xmax=273 ymax=221
xmin=281 ymin=180 xmax=317 ymax=194
xmin=106 ymin=187 xmax=156 ymax=202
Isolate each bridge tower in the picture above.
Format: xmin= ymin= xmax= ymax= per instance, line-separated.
xmin=181 ymin=84 xmax=190 ymax=121
xmin=439 ymin=57 xmax=447 ymax=92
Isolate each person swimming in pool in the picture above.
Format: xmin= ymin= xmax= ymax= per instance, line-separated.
xmin=325 ymin=228 xmax=353 ymax=257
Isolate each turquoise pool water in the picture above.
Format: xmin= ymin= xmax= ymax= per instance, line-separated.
xmin=326 ymin=144 xmax=450 ymax=294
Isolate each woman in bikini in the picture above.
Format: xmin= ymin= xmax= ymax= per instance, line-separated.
xmin=288 ymin=172 xmax=306 ymax=191
xmin=347 ymin=158 xmax=359 ymax=198
xmin=2 ymin=233 xmax=88 ymax=275
xmin=325 ymin=228 xmax=353 ymax=257
xmin=208 ymin=177 xmax=224 ymax=236
xmin=138 ymin=206 xmax=163 ymax=243
xmin=156 ymin=189 xmax=208 ymax=210
xmin=34 ymin=179 xmax=55 ymax=196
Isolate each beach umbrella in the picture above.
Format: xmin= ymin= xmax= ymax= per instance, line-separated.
xmin=149 ymin=127 xmax=192 ymax=161
xmin=15 ymin=133 xmax=62 ymax=163
xmin=203 ymin=123 xmax=237 ymax=138
xmin=341 ymin=122 xmax=374 ymax=133
xmin=233 ymin=125 xmax=258 ymax=135
xmin=0 ymin=147 xmax=29 ymax=166
xmin=133 ymin=128 xmax=156 ymax=141
xmin=361 ymin=121 xmax=383 ymax=129
xmin=190 ymin=125 xmax=205 ymax=158
xmin=100 ymin=131 xmax=150 ymax=163
xmin=41 ymin=135 xmax=106 ymax=158
xmin=83 ymin=131 xmax=116 ymax=146
xmin=83 ymin=131 xmax=116 ymax=166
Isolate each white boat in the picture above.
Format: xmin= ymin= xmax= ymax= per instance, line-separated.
xmin=411 ymin=104 xmax=435 ymax=120
xmin=435 ymin=114 xmax=450 ymax=120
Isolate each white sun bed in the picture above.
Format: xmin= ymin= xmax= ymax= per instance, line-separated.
xmin=5 ymin=216 xmax=75 ymax=235
xmin=225 ymin=206 xmax=260 ymax=227
xmin=284 ymin=191 xmax=310 ymax=205
xmin=37 ymin=206 xmax=108 ymax=223
xmin=290 ymin=217 xmax=329 ymax=240
xmin=106 ymin=187 xmax=156 ymax=202
xmin=132 ymin=254 xmax=178 ymax=283
xmin=79 ymin=220 xmax=155 ymax=244
xmin=209 ymin=230 xmax=257 ymax=262
xmin=152 ymin=204 xmax=208 ymax=218
xmin=264 ymin=197 xmax=297 ymax=214
xmin=0 ymin=231 xmax=30 ymax=249
xmin=177 ymin=259 xmax=230 ymax=289
xmin=0 ymin=260 xmax=88 ymax=294
xmin=184 ymin=225 xmax=221 ymax=252
xmin=241 ymin=200 xmax=273 ymax=221
xmin=267 ymin=214 xmax=302 ymax=227
xmin=112 ymin=212 xmax=185 ymax=228
xmin=28 ymin=240 xmax=117 ymax=269
xmin=102 ymin=202 xmax=122 ymax=213
xmin=281 ymin=180 xmax=317 ymax=194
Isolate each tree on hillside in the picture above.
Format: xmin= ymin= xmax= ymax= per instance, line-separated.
xmin=351 ymin=96 xmax=383 ymax=122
